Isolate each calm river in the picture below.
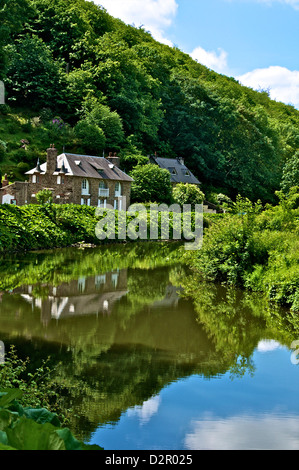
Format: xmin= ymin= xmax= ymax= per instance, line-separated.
xmin=0 ymin=242 xmax=298 ymax=450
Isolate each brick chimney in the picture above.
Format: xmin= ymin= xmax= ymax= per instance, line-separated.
xmin=106 ymin=152 xmax=120 ymax=168
xmin=46 ymin=145 xmax=58 ymax=174
xmin=2 ymin=174 xmax=9 ymax=187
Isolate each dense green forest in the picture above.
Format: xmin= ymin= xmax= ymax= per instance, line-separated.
xmin=0 ymin=0 xmax=298 ymax=202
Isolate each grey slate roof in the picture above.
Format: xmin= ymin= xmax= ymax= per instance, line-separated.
xmin=26 ymin=153 xmax=133 ymax=182
xmin=149 ymin=156 xmax=201 ymax=185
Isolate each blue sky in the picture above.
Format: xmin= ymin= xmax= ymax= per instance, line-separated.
xmin=95 ymin=0 xmax=299 ymax=109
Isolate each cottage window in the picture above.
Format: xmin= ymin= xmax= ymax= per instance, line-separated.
xmin=81 ymin=179 xmax=89 ymax=195
xmin=32 ymin=175 xmax=39 ymax=183
xmin=99 ymin=181 xmax=109 ymax=197
xmin=81 ymin=198 xmax=90 ymax=206
xmin=57 ymin=176 xmax=64 ymax=185
xmin=115 ymin=182 xmax=122 ymax=197
xmin=98 ymin=199 xmax=107 ymax=208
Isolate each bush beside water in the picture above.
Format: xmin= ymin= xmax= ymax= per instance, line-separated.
xmin=185 ymin=188 xmax=299 ymax=313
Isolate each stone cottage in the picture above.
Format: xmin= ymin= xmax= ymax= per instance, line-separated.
xmin=0 ymin=147 xmax=133 ymax=210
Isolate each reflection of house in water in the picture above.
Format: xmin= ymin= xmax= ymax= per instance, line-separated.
xmin=15 ymin=269 xmax=128 ymax=325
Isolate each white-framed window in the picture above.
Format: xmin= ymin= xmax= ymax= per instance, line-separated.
xmin=81 ymin=198 xmax=90 ymax=206
xmin=81 ymin=179 xmax=89 ymax=195
xmin=114 ymin=198 xmax=123 ymax=211
xmin=57 ymin=175 xmax=64 ymax=185
xmin=114 ymin=182 xmax=122 ymax=197
xmin=99 ymin=181 xmax=109 ymax=197
xmin=32 ymin=175 xmax=37 ymax=183
xmin=98 ymin=199 xmax=107 ymax=208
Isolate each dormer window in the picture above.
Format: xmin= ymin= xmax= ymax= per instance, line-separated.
xmin=169 ymin=167 xmax=177 ymax=175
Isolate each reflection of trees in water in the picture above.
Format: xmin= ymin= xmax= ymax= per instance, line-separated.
xmin=1 ymin=243 xmax=299 ymax=440
xmin=0 ymin=242 xmax=182 ymax=292
xmin=180 ymin=273 xmax=299 ymax=373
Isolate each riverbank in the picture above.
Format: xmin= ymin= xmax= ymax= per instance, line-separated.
xmin=0 ymin=203 xmax=221 ymax=253
xmin=184 ymin=189 xmax=299 ymax=313
xmin=1 ymin=191 xmax=298 ymax=313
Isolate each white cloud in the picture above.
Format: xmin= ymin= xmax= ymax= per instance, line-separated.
xmin=94 ymin=0 xmax=178 ymax=45
xmin=127 ymin=395 xmax=161 ymax=425
xmin=185 ymin=413 xmax=299 ymax=450
xmin=190 ymin=46 xmax=229 ymax=74
xmin=257 ymin=339 xmax=282 ymax=352
xmin=237 ymin=66 xmax=299 ymax=109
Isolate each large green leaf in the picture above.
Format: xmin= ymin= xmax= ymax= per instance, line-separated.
xmin=23 ymin=408 xmax=61 ymax=427
xmin=0 ymin=409 xmax=17 ymax=431
xmin=0 ymin=389 xmax=23 ymax=408
xmin=6 ymin=417 xmax=66 ymax=450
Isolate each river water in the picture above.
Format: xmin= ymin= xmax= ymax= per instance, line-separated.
xmin=0 ymin=242 xmax=298 ymax=450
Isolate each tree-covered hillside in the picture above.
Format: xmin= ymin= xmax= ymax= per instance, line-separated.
xmin=0 ymin=0 xmax=298 ymax=202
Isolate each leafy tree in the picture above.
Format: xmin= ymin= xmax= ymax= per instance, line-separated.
xmin=281 ymin=151 xmax=299 ymax=193
xmin=0 ymin=0 xmax=30 ymax=77
xmin=172 ymin=183 xmax=205 ymax=206
xmin=130 ymin=164 xmax=172 ymax=204
xmin=74 ymin=119 xmax=106 ymax=155
xmin=120 ymin=153 xmax=149 ymax=173
xmin=2 ymin=0 xmax=299 ymax=202
xmin=0 ymin=140 xmax=6 ymax=162
xmin=81 ymin=98 xmax=124 ymax=150
xmin=5 ymin=35 xmax=66 ymax=109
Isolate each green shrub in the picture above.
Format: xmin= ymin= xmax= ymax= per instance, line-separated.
xmin=0 ymin=140 xmax=7 ymax=162
xmin=36 ymin=189 xmax=53 ymax=205
xmin=130 ymin=164 xmax=173 ymax=204
xmin=172 ymin=183 xmax=205 ymax=206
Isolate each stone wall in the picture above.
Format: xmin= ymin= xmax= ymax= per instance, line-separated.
xmin=7 ymin=173 xmax=132 ymax=209
xmin=0 ymin=181 xmax=28 ymax=205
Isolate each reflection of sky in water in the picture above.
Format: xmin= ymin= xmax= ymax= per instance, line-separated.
xmin=89 ymin=344 xmax=299 ymax=450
